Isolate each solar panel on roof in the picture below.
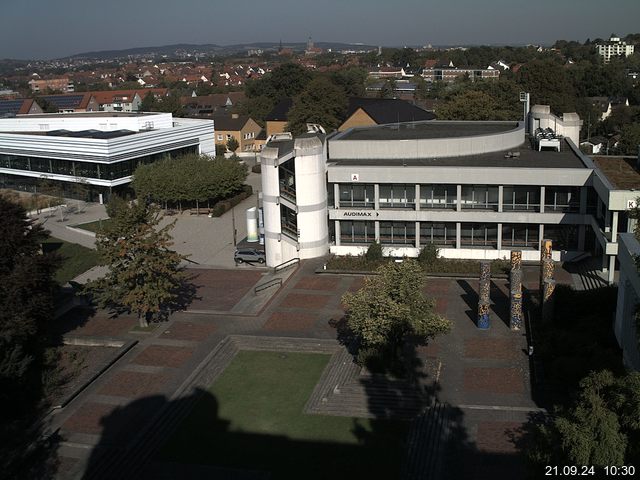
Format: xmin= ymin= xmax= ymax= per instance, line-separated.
xmin=43 ymin=95 xmax=84 ymax=108
xmin=0 ymin=100 xmax=24 ymax=114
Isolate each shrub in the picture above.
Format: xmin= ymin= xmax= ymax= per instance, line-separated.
xmin=251 ymin=164 xmax=261 ymax=174
xmin=417 ymin=243 xmax=439 ymax=267
xmin=364 ymin=241 xmax=383 ymax=262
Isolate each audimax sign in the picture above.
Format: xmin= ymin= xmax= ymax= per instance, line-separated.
xmin=342 ymin=211 xmax=379 ymax=217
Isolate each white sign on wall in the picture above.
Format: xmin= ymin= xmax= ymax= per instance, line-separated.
xmin=351 ymin=173 xmax=359 ymax=181
xmin=627 ymin=199 xmax=637 ymax=210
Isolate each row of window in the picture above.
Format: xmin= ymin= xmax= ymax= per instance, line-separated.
xmin=337 ymin=221 xmax=579 ymax=250
xmin=0 ymin=146 xmax=197 ymax=181
xmin=334 ymin=184 xmax=584 ymax=213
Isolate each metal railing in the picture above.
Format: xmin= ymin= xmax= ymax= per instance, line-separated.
xmin=273 ymin=257 xmax=299 ymax=273
xmin=254 ymin=278 xmax=282 ymax=294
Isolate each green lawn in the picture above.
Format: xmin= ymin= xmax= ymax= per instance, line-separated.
xmin=73 ymin=218 xmax=111 ymax=233
xmin=42 ymin=238 xmax=99 ymax=284
xmin=161 ymin=351 xmax=409 ymax=479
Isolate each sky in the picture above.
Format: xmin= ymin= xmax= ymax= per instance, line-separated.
xmin=1 ymin=0 xmax=639 ymax=60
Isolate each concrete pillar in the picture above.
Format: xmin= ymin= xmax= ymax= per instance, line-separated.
xmin=497 ymin=223 xmax=502 ymax=250
xmin=538 ymin=224 xmax=544 ymax=254
xmin=456 ymin=184 xmax=462 ymax=212
xmin=335 ymin=220 xmax=340 ymax=246
xmin=374 ymin=184 xmax=380 ymax=210
xmin=375 ymin=220 xmax=380 ymax=241
xmin=608 ymin=255 xmax=616 ymax=284
xmin=333 ymin=184 xmax=340 ymax=209
xmin=415 ymin=221 xmax=421 ymax=248
xmin=579 ymin=186 xmax=587 ymax=214
xmin=456 ymin=222 xmax=461 ymax=249
xmin=540 ymin=186 xmax=545 ymax=213
xmin=498 ymin=185 xmax=504 ymax=213
xmin=415 ymin=184 xmax=420 ymax=211
xmin=612 ymin=211 xmax=619 ymax=240
xmin=578 ymin=224 xmax=586 ymax=251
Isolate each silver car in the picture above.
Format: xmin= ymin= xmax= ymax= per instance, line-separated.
xmin=234 ymin=248 xmax=266 ymax=264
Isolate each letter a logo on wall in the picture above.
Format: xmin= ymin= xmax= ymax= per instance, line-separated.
xmin=351 ymin=173 xmax=359 ymax=182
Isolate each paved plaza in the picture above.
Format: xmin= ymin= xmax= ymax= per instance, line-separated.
xmin=49 ymin=257 xmax=550 ymax=480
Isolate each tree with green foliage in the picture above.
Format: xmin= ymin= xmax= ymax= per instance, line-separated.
xmin=132 ymin=154 xmax=248 ymax=210
xmin=331 ymin=67 xmax=368 ymax=97
xmin=215 ymin=143 xmax=227 ymax=157
xmin=90 ymin=198 xmax=190 ymax=327
xmin=226 ymin=136 xmax=239 ymax=153
xmin=35 ymin=96 xmax=58 ymax=113
xmin=286 ymin=77 xmax=347 ymax=135
xmin=0 ymin=197 xmax=59 ymax=476
xmin=528 ymin=370 xmax=640 ymax=469
xmin=417 ymin=243 xmax=439 ymax=268
xmin=438 ymin=90 xmax=504 ymax=121
xmin=516 ymin=59 xmax=577 ymax=114
xmin=616 ymin=123 xmax=640 ymax=155
xmin=378 ymin=78 xmax=397 ymax=99
xmin=139 ymin=92 xmax=159 ymax=111
xmin=364 ymin=240 xmax=383 ymax=262
xmin=342 ymin=260 xmax=451 ymax=369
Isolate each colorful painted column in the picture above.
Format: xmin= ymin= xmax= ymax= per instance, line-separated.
xmin=539 ymin=238 xmax=553 ymax=293
xmin=510 ymin=249 xmax=522 ymax=271
xmin=542 ymin=278 xmax=556 ymax=322
xmin=478 ymin=261 xmax=491 ymax=329
xmin=510 ymin=267 xmax=523 ymax=331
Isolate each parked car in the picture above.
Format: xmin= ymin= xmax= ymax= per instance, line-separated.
xmin=234 ymin=248 xmax=266 ymax=264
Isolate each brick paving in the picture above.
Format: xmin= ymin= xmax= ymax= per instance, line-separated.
xmin=464 ymin=367 xmax=525 ymax=394
xmin=159 ymin=320 xmax=216 ymax=341
xmin=187 ymin=269 xmax=263 ymax=311
xmin=98 ymin=371 xmax=170 ymax=397
xmin=51 ymin=259 xmax=547 ymax=479
xmin=279 ymin=292 xmax=330 ymax=309
xmin=464 ymin=338 xmax=520 ymax=360
xmin=263 ymin=311 xmax=319 ymax=331
xmin=132 ymin=345 xmax=194 ymax=369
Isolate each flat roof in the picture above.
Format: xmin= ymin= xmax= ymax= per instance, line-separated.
xmin=18 ymin=112 xmax=162 ymax=119
xmin=593 ymin=156 xmax=640 ymax=189
xmin=330 ymin=139 xmax=587 ymax=169
xmin=337 ymin=121 xmax=519 ymax=141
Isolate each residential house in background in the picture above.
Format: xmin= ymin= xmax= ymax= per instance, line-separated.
xmin=181 ymin=92 xmax=246 ymax=117
xmin=39 ymin=93 xmax=99 ymax=113
xmin=265 ymin=98 xmax=293 ymax=137
xmin=213 ymin=114 xmax=262 ymax=152
xmin=422 ymin=63 xmax=500 ymax=83
xmin=339 ymin=98 xmax=435 ymax=131
xmin=28 ymin=77 xmax=74 ymax=93
xmin=597 ymin=35 xmax=635 ymax=63
xmin=587 ymin=96 xmax=630 ymax=121
xmin=93 ymin=89 xmax=169 ymax=112
xmin=0 ymin=98 xmax=43 ymax=117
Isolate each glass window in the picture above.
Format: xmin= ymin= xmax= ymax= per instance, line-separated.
xmin=420 ymin=185 xmax=456 ymax=209
xmin=420 ymin=222 xmax=456 ymax=247
xmin=545 ymin=187 xmax=580 ymax=212
xmin=380 ymin=221 xmax=415 ymax=245
xmin=338 ymin=184 xmax=374 ymax=208
xmin=340 ymin=221 xmax=375 ymax=244
xmin=502 ymin=224 xmax=539 ymax=248
xmin=29 ymin=157 xmax=51 ymax=174
xmin=461 ymin=185 xmax=499 ymax=210
xmin=379 ymin=184 xmax=415 ymax=209
xmin=280 ymin=204 xmax=297 ymax=239
xmin=460 ymin=223 xmax=498 ymax=248
xmin=544 ymin=225 xmax=578 ymax=250
xmin=502 ymin=186 xmax=540 ymax=211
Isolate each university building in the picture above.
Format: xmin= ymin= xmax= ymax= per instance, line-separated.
xmin=260 ymin=106 xmax=638 ymax=285
xmin=0 ymin=112 xmax=215 ymax=202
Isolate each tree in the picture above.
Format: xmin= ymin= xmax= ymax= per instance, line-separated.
xmin=378 ymin=78 xmax=397 ymax=99
xmin=0 ymin=197 xmax=59 ymax=475
xmin=528 ymin=370 xmax=640 ymax=468
xmin=286 ymin=77 xmax=347 ymax=135
xmin=215 ymin=143 xmax=227 ymax=157
xmin=617 ymin=123 xmax=640 ymax=155
xmin=90 ymin=198 xmax=191 ymax=327
xmin=516 ymin=59 xmax=577 ymax=114
xmin=139 ymin=92 xmax=159 ymax=112
xmin=226 ymin=136 xmax=239 ymax=153
xmin=342 ymin=260 xmax=451 ymax=369
xmin=437 ymin=90 xmax=502 ymax=121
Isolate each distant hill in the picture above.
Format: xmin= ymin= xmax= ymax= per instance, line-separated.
xmin=63 ymin=41 xmax=379 ymax=60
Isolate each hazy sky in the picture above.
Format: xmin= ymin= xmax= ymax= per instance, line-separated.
xmin=1 ymin=0 xmax=639 ymax=59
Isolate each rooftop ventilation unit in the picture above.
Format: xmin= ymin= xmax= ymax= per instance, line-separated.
xmin=306 ymin=123 xmax=326 ymax=134
xmin=266 ymin=132 xmax=293 ymax=143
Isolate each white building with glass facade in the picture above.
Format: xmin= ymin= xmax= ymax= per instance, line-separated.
xmin=0 ymin=112 xmax=215 ymax=201
xmin=260 ymin=107 xmax=638 ymax=284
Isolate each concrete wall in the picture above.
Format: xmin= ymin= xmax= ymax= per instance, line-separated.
xmin=529 ymin=105 xmax=582 ymax=146
xmin=329 ymin=122 xmax=524 ymax=160
xmin=614 ymin=233 xmax=640 ymax=370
